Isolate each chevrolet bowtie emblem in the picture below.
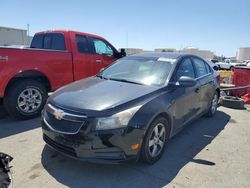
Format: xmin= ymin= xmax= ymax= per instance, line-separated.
xmin=53 ymin=110 xmax=64 ymax=120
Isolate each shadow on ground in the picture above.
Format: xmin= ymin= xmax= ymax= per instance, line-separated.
xmin=0 ymin=116 xmax=40 ymax=138
xmin=41 ymin=110 xmax=230 ymax=188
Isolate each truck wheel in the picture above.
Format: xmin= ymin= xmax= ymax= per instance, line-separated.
xmin=220 ymin=96 xmax=245 ymax=109
xmin=140 ymin=116 xmax=170 ymax=164
xmin=3 ymin=80 xmax=47 ymax=119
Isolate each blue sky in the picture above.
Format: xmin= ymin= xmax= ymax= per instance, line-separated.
xmin=1 ymin=0 xmax=249 ymax=57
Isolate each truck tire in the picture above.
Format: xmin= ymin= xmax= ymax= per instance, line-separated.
xmin=3 ymin=80 xmax=47 ymax=119
xmin=220 ymin=96 xmax=245 ymax=109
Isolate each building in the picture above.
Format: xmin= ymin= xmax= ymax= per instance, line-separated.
xmin=124 ymin=48 xmax=143 ymax=55
xmin=154 ymin=48 xmax=176 ymax=52
xmin=0 ymin=26 xmax=32 ymax=46
xmin=236 ymin=47 xmax=250 ymax=61
xmin=182 ymin=47 xmax=214 ymax=59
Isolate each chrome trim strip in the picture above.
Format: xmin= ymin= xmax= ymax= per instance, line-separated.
xmin=47 ymin=104 xmax=87 ymax=119
xmin=43 ymin=117 xmax=82 ymax=135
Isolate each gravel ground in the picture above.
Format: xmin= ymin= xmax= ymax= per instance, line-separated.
xmin=0 ymin=106 xmax=249 ymax=188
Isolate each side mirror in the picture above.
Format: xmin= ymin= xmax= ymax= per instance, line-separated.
xmin=114 ymin=49 xmax=126 ymax=58
xmin=213 ymin=65 xmax=219 ymax=71
xmin=177 ymin=76 xmax=197 ymax=87
xmin=120 ymin=48 xmax=126 ymax=57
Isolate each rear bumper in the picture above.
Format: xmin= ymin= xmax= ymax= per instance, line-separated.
xmin=42 ymin=120 xmax=145 ymax=164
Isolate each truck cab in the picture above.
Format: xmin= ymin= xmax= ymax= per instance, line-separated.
xmin=0 ymin=30 xmax=125 ymax=119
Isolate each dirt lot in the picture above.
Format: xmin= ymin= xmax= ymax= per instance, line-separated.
xmin=0 ymin=106 xmax=249 ymax=188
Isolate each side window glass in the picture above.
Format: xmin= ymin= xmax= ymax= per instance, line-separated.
xmin=51 ymin=33 xmax=66 ymax=50
xmin=43 ymin=34 xmax=52 ymax=49
xmin=175 ymin=58 xmax=195 ymax=80
xmin=205 ymin=62 xmax=212 ymax=73
xmin=192 ymin=57 xmax=208 ymax=78
xmin=92 ymin=38 xmax=114 ymax=56
xmin=75 ymin=35 xmax=90 ymax=53
xmin=30 ymin=34 xmax=43 ymax=48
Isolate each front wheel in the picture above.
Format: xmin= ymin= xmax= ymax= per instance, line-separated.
xmin=140 ymin=116 xmax=170 ymax=164
xmin=4 ymin=80 xmax=47 ymax=119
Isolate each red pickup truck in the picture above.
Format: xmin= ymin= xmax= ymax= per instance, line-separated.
xmin=0 ymin=30 xmax=125 ymax=119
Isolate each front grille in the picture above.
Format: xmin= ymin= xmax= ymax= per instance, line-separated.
xmin=43 ymin=134 xmax=77 ymax=157
xmin=44 ymin=104 xmax=86 ymax=134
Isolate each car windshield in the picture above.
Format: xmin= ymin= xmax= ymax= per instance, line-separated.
xmin=98 ymin=56 xmax=175 ymax=86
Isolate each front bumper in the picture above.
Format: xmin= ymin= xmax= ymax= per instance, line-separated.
xmin=42 ymin=119 xmax=145 ymax=163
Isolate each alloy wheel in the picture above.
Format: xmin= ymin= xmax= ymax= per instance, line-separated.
xmin=17 ymin=88 xmax=42 ymax=113
xmin=148 ymin=123 xmax=166 ymax=158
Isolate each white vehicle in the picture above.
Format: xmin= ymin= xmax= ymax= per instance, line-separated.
xmin=216 ymin=59 xmax=243 ymax=70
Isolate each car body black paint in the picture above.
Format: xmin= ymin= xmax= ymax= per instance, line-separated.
xmin=42 ymin=52 xmax=220 ymax=163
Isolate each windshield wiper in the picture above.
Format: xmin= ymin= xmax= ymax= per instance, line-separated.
xmin=108 ymin=78 xmax=144 ymax=85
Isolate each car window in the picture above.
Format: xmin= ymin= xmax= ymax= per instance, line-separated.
xmin=31 ymin=33 xmax=66 ymax=50
xmin=175 ymin=58 xmax=195 ymax=80
xmin=205 ymin=62 xmax=212 ymax=73
xmin=43 ymin=35 xmax=52 ymax=49
xmin=100 ymin=57 xmax=174 ymax=86
xmin=192 ymin=57 xmax=208 ymax=78
xmin=30 ymin=34 xmax=43 ymax=48
xmin=75 ymin=35 xmax=90 ymax=53
xmin=92 ymin=38 xmax=114 ymax=56
xmin=51 ymin=33 xmax=66 ymax=50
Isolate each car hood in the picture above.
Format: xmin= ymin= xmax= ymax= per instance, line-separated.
xmin=49 ymin=77 xmax=159 ymax=112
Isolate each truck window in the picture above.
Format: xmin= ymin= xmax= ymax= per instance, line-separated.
xmin=44 ymin=35 xmax=52 ymax=49
xmin=31 ymin=33 xmax=66 ymax=50
xmin=75 ymin=35 xmax=90 ymax=53
xmin=92 ymin=38 xmax=114 ymax=56
xmin=51 ymin=34 xmax=66 ymax=50
xmin=30 ymin=34 xmax=43 ymax=48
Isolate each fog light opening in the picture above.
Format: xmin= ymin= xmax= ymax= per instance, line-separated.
xmin=131 ymin=143 xmax=140 ymax=150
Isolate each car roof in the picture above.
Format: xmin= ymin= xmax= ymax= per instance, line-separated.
xmin=130 ymin=52 xmax=190 ymax=59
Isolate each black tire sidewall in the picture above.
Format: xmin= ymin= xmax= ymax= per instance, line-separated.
xmin=221 ymin=96 xmax=245 ymax=109
xmin=141 ymin=116 xmax=169 ymax=164
xmin=206 ymin=92 xmax=218 ymax=117
xmin=4 ymin=80 xmax=47 ymax=119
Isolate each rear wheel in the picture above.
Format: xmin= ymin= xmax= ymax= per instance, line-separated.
xmin=205 ymin=92 xmax=218 ymax=117
xmin=140 ymin=116 xmax=170 ymax=164
xmin=3 ymin=80 xmax=47 ymax=119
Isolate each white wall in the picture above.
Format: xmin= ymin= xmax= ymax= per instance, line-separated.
xmin=0 ymin=27 xmax=30 ymax=46
xmin=236 ymin=47 xmax=250 ymax=61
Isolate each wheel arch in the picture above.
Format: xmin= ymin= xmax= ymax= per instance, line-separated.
xmin=4 ymin=70 xmax=51 ymax=97
xmin=144 ymin=111 xmax=173 ymax=139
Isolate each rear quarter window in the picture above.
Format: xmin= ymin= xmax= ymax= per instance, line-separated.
xmin=30 ymin=33 xmax=66 ymax=50
xmin=30 ymin=34 xmax=43 ymax=48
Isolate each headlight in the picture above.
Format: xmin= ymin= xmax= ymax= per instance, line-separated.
xmin=96 ymin=105 xmax=142 ymax=130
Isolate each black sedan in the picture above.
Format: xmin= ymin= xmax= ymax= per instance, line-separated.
xmin=42 ymin=52 xmax=220 ymax=164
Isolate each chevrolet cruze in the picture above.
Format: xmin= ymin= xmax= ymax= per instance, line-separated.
xmin=42 ymin=52 xmax=220 ymax=164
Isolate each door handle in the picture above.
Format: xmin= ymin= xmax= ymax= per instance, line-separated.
xmin=96 ymin=59 xmax=102 ymax=63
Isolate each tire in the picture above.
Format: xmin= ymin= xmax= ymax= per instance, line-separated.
xmin=3 ymin=80 xmax=47 ymax=120
xmin=220 ymin=96 xmax=245 ymax=109
xmin=0 ymin=104 xmax=7 ymax=119
xmin=205 ymin=92 xmax=218 ymax=117
xmin=140 ymin=116 xmax=170 ymax=164
xmin=230 ymin=66 xmax=234 ymax=70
